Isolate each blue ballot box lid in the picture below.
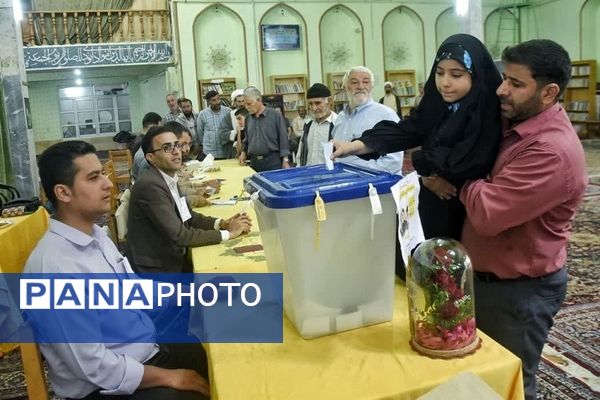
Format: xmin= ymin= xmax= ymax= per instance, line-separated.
xmin=245 ymin=163 xmax=402 ymax=209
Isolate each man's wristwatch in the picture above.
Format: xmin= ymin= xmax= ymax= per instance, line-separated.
xmin=219 ymin=219 xmax=228 ymax=230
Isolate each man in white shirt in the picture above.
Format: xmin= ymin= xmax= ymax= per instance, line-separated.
xmin=291 ymin=105 xmax=310 ymax=138
xmin=25 ymin=140 xmax=210 ymax=399
xmin=297 ymin=83 xmax=337 ymax=166
xmin=332 ymin=66 xmax=403 ymax=174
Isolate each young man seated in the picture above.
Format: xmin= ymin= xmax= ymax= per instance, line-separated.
xmin=25 ymin=140 xmax=210 ymax=399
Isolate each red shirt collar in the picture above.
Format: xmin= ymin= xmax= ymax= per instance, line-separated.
xmin=505 ymin=102 xmax=561 ymax=138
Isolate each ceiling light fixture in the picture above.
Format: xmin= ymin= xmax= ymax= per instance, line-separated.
xmin=456 ymin=0 xmax=469 ymax=17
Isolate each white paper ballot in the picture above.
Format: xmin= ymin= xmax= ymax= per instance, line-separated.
xmin=322 ymin=142 xmax=334 ymax=170
xmin=391 ymin=172 xmax=425 ymax=265
xmin=210 ymin=199 xmax=237 ymax=206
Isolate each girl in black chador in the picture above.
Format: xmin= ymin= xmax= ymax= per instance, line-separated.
xmin=334 ymin=34 xmax=502 ymax=242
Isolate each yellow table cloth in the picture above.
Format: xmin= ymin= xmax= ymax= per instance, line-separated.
xmin=0 ymin=207 xmax=49 ymax=274
xmin=191 ymin=161 xmax=525 ymax=400
xmin=0 ymin=207 xmax=50 ymax=354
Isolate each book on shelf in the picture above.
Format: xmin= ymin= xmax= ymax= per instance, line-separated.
xmin=567 ymin=101 xmax=589 ymax=111
xmin=400 ymin=97 xmax=415 ymax=107
xmin=202 ymin=84 xmax=224 ymax=95
xmin=221 ymin=82 xmax=236 ymax=93
xmin=568 ymin=112 xmax=588 ymax=121
xmin=274 ymin=83 xmax=305 ymax=94
xmin=332 ymin=81 xmax=344 ymax=90
xmin=567 ymin=78 xmax=590 ymax=88
xmin=572 ymin=65 xmax=590 ymax=75
xmin=334 ymin=92 xmax=348 ymax=102
xmin=393 ymin=81 xmax=415 ymax=96
xmin=283 ymin=100 xmax=305 ymax=111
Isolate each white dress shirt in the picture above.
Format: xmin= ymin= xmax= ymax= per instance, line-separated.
xmin=24 ymin=219 xmax=158 ymax=398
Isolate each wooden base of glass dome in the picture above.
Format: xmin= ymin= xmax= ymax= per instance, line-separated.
xmin=410 ymin=335 xmax=481 ymax=359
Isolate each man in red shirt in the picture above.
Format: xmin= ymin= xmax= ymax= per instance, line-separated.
xmin=460 ymin=40 xmax=587 ymax=400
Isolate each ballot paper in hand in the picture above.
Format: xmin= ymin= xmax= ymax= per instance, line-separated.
xmin=322 ymin=142 xmax=334 ymax=170
xmin=391 ymin=172 xmax=425 ymax=265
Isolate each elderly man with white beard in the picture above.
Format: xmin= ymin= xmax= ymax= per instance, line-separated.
xmin=331 ymin=66 xmax=403 ymax=174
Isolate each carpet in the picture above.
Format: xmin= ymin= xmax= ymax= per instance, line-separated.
xmin=537 ymin=195 xmax=600 ymax=399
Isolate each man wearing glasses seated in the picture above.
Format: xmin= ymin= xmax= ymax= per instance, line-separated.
xmin=126 ymin=126 xmax=252 ymax=274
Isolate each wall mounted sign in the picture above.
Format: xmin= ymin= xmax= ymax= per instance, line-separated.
xmin=261 ymin=25 xmax=300 ymax=51
xmin=24 ymin=42 xmax=172 ymax=70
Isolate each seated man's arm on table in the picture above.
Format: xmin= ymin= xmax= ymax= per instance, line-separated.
xmin=44 ymin=343 xmax=208 ymax=396
xmin=135 ymin=179 xmax=221 ymax=247
xmin=140 ymin=365 xmax=209 ymax=395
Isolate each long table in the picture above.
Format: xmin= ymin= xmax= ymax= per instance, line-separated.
xmin=191 ymin=160 xmax=525 ymax=400
xmin=0 ymin=207 xmax=49 ymax=355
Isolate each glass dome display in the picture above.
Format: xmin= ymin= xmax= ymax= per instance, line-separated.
xmin=406 ymin=238 xmax=480 ymax=358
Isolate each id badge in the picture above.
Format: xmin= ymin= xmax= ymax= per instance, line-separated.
xmin=179 ymin=196 xmax=192 ymax=222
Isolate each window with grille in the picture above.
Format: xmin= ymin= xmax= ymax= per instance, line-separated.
xmin=58 ymin=83 xmax=132 ymax=138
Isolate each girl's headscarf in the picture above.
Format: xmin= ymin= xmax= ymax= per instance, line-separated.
xmin=411 ymin=34 xmax=502 ymax=181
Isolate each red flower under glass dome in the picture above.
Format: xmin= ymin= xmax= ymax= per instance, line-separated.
xmin=406 ymin=238 xmax=481 ymax=358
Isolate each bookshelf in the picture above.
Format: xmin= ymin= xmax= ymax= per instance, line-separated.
xmin=327 ymin=72 xmax=347 ymax=113
xmin=270 ymin=74 xmax=307 ymax=116
xmin=384 ymin=69 xmax=417 ymax=116
xmin=563 ymin=60 xmax=597 ymax=138
xmin=197 ymin=77 xmax=237 ymax=109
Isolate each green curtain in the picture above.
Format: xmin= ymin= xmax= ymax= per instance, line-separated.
xmin=0 ymin=79 xmax=14 ymax=185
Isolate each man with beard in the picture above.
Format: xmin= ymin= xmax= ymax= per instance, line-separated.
xmin=127 ymin=126 xmax=251 ymax=273
xmin=378 ymin=81 xmax=403 ymax=119
xmin=460 ymin=39 xmax=587 ymax=400
xmin=196 ymin=90 xmax=231 ymax=159
xmin=176 ymin=97 xmax=198 ymax=137
xmin=332 ymin=66 xmax=403 ymax=174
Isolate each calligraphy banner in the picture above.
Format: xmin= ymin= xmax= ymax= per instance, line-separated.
xmin=24 ymin=42 xmax=173 ymax=70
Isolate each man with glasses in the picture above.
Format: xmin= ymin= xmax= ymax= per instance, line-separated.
xmin=164 ymin=121 xmax=220 ymax=208
xmin=126 ymin=126 xmax=252 ymax=274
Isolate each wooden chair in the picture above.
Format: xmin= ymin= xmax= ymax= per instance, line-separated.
xmin=108 ymin=149 xmax=133 ymax=189
xmin=20 ymin=343 xmax=50 ymax=400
